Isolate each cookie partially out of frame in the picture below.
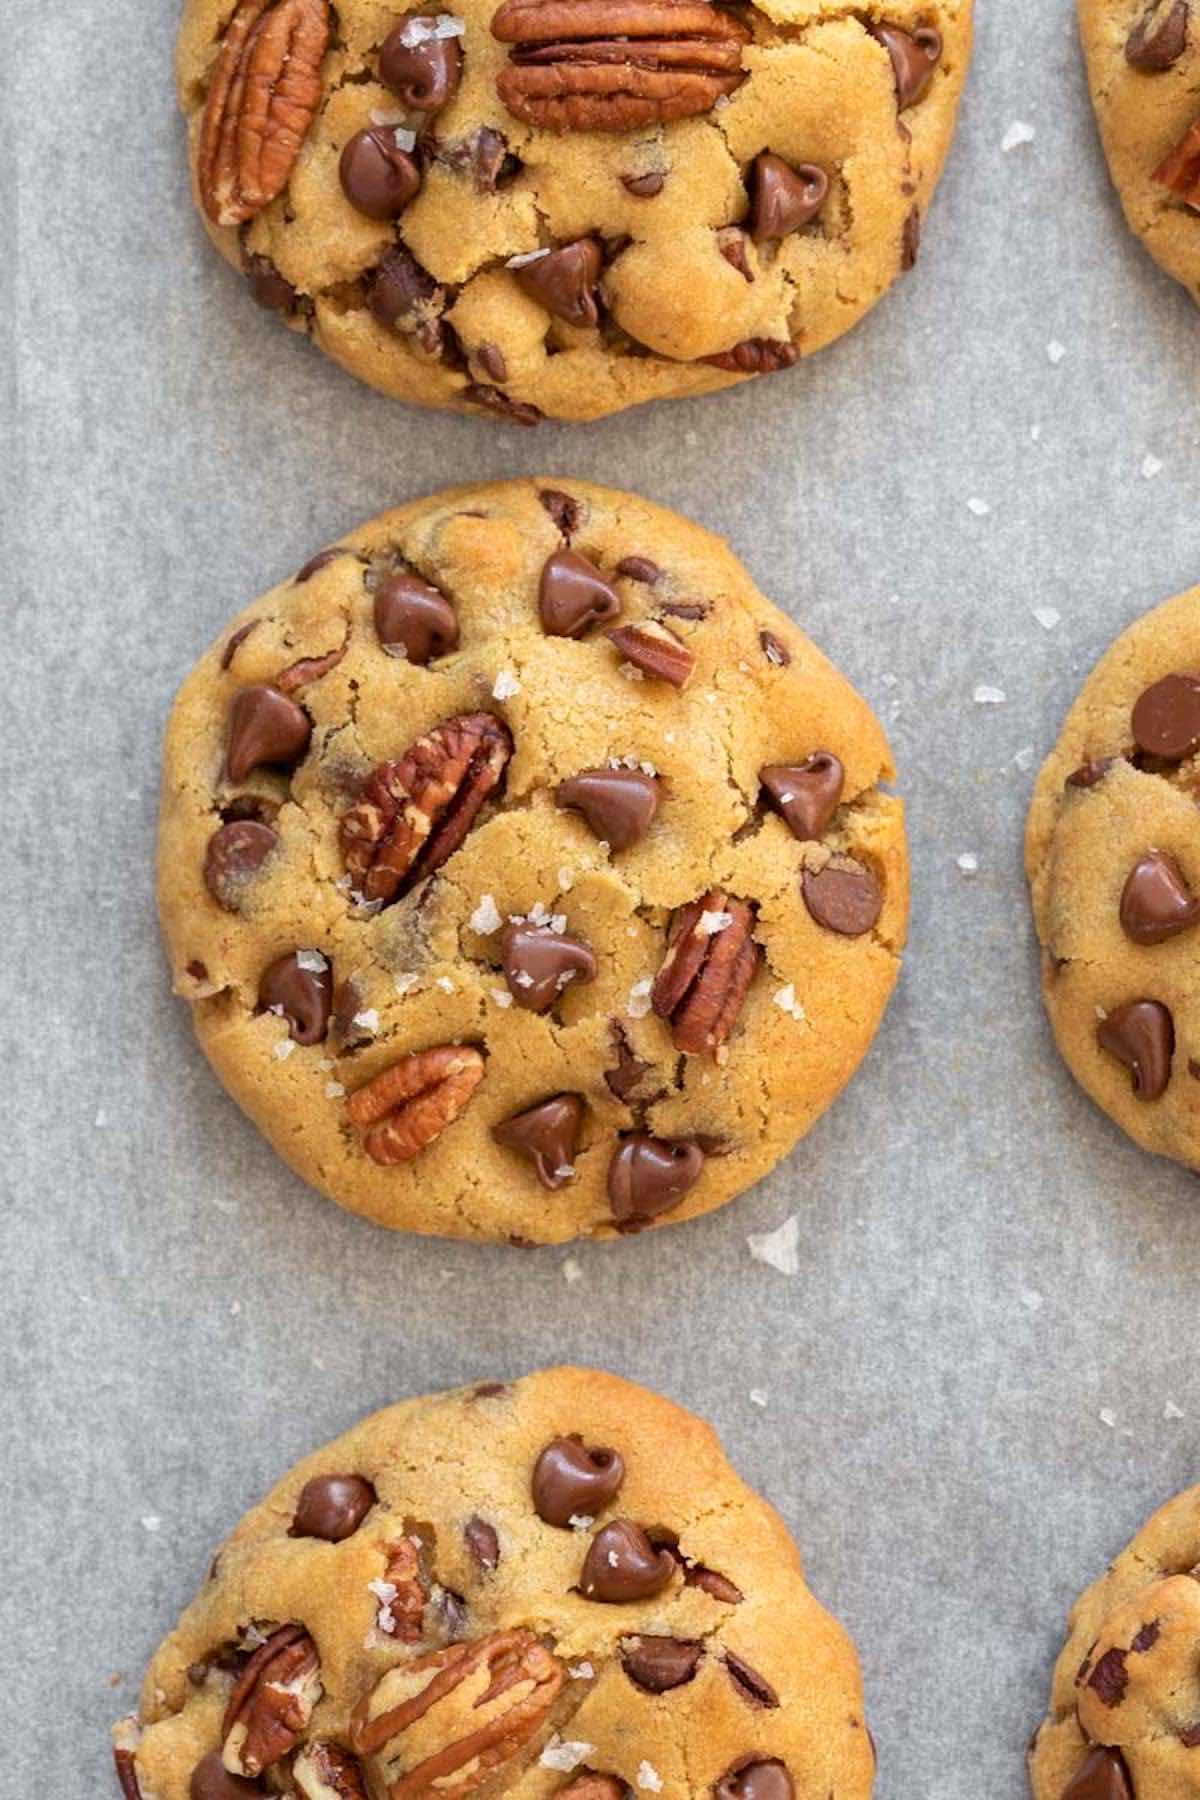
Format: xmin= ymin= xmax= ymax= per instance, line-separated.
xmin=1029 ymin=1481 xmax=1200 ymax=1800
xmin=112 ymin=1368 xmax=875 ymax=1800
xmin=1078 ymin=0 xmax=1200 ymax=304
xmin=174 ymin=0 xmax=971 ymax=423
xmin=157 ymin=479 xmax=907 ymax=1244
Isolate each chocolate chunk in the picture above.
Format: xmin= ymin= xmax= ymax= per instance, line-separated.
xmin=1097 ymin=999 xmax=1175 ymax=1100
xmin=245 ymin=254 xmax=298 ymax=315
xmin=802 ymin=859 xmax=883 ymax=937
xmin=290 ymin=1472 xmax=376 ymax=1541
xmin=1061 ymin=1747 xmax=1133 ymax=1800
xmin=476 ymin=342 xmax=508 ymax=383
xmin=714 ymin=1760 xmax=794 ymax=1800
xmin=760 ymin=629 xmax=791 ymax=666
xmin=686 ymin=1564 xmax=743 ymax=1603
xmin=608 ymin=1134 xmax=705 ymax=1225
xmin=514 ymin=239 xmax=603 ymax=327
xmin=870 ymin=22 xmax=943 ymax=107
xmin=621 ymin=1635 xmax=703 ymax=1692
xmin=258 ymin=952 xmax=332 ymax=1045
xmin=379 ymin=20 xmax=462 ymax=109
xmin=1127 ymin=0 xmax=1189 ymax=69
xmin=1132 ymin=672 xmax=1200 ymax=761
xmin=540 ymin=488 xmax=580 ymax=535
xmin=532 ymin=1436 xmax=625 ymax=1526
xmin=493 ymin=1094 xmax=585 ymax=1188
xmin=1088 ymin=1648 xmax=1130 ymax=1707
xmin=1120 ymin=851 xmax=1200 ymax=943
xmin=296 ymin=547 xmax=343 ymax=584
xmin=750 ymin=153 xmax=829 ymax=240
xmin=557 ymin=768 xmax=659 ymax=850
xmin=724 ymin=1652 xmax=778 ymax=1707
xmin=339 ymin=127 xmax=421 ymax=219
xmin=539 ymin=548 xmax=621 ymax=637
xmin=501 ymin=924 xmax=597 ymax=1011
xmin=1067 ymin=758 xmax=1116 ymax=790
xmin=373 ymin=570 xmax=459 ymax=664
xmin=623 ymin=170 xmax=665 ymax=197
xmin=615 ymin=556 xmax=660 ymax=583
xmin=580 ymin=1521 xmax=675 ymax=1602
xmin=464 ymin=1516 xmax=500 ymax=1570
xmin=225 ymin=685 xmax=311 ymax=783
xmin=760 ymin=754 xmax=845 ymax=840
xmin=204 ymin=820 xmax=279 ymax=910
xmin=221 ymin=621 xmax=260 ymax=670
xmin=189 ymin=1751 xmax=265 ymax=1799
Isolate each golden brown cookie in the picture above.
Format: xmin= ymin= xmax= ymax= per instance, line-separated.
xmin=1027 ymin=583 xmax=1200 ymax=1170
xmin=157 ymin=479 xmax=907 ymax=1244
xmin=1078 ymin=0 xmax=1200 ymax=303
xmin=111 ymin=1368 xmax=876 ymax=1800
xmin=174 ymin=0 xmax=972 ymax=423
xmin=1029 ymin=1481 xmax=1200 ymax=1800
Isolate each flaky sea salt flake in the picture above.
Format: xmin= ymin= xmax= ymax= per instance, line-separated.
xmin=628 ymin=978 xmax=653 ymax=1018
xmin=540 ymin=1739 xmax=594 ymax=1774
xmin=956 ymin=853 xmax=979 ymax=875
xmin=638 ymin=1763 xmax=664 ymax=1792
xmin=470 ymin=894 xmax=502 ymax=934
xmin=493 ymin=668 xmax=521 ymax=701
xmin=747 ymin=1215 xmax=800 ymax=1276
xmin=1142 ymin=453 xmax=1164 ymax=480
xmin=967 ymin=496 xmax=991 ymax=517
xmin=273 ymin=1037 xmax=296 ymax=1061
xmin=772 ymin=984 xmax=805 ymax=1021
xmin=699 ymin=909 xmax=733 ymax=936
xmin=974 ymin=684 xmax=1006 ymax=705
xmin=354 ymin=1009 xmax=380 ymax=1034
xmin=1165 ymin=1400 xmax=1185 ymax=1420
xmin=1002 ymin=119 xmax=1036 ymax=152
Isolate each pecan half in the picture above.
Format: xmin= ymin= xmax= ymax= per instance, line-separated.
xmin=492 ymin=0 xmax=749 ymax=132
xmin=294 ymin=1742 xmax=370 ymax=1800
xmin=347 ymin=1046 xmax=486 ymax=1164
xmin=703 ymin=338 xmax=798 ymax=374
xmin=222 ymin=1623 xmax=322 ymax=1777
xmin=199 ymin=0 xmax=331 ymax=228
xmin=651 ymin=891 xmax=759 ymax=1055
xmin=350 ymin=1629 xmax=564 ymax=1798
xmin=340 ymin=714 xmax=512 ymax=904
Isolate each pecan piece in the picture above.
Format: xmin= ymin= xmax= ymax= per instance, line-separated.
xmin=376 ymin=1535 xmax=430 ymax=1640
xmin=651 ymin=891 xmax=759 ymax=1055
xmin=222 ymin=1623 xmax=322 ymax=1778
xmin=1156 ymin=117 xmax=1200 ymax=204
xmin=703 ymin=338 xmax=799 ymax=374
xmin=339 ymin=713 xmax=512 ymax=904
xmin=347 ymin=1046 xmax=486 ymax=1164
xmin=607 ymin=621 xmax=695 ymax=687
xmin=492 ymin=0 xmax=749 ymax=132
xmin=199 ymin=0 xmax=332 ymax=227
xmin=350 ymin=1629 xmax=564 ymax=1798
xmin=294 ymin=1742 xmax=370 ymax=1800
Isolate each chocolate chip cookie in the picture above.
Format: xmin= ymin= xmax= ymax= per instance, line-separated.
xmin=1026 ymin=583 xmax=1200 ymax=1169
xmin=1029 ymin=1480 xmax=1200 ymax=1799
xmin=1078 ymin=1 xmax=1200 ymax=304
xmin=157 ymin=479 xmax=907 ymax=1243
xmin=174 ymin=0 xmax=972 ymax=423
xmin=112 ymin=1368 xmax=875 ymax=1800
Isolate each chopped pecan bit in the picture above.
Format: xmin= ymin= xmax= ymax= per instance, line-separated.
xmin=492 ymin=0 xmax=749 ymax=132
xmin=378 ymin=1535 xmax=431 ymax=1639
xmin=222 ymin=1623 xmax=322 ymax=1778
xmin=350 ymin=1630 xmax=564 ymax=1798
xmin=607 ymin=621 xmax=695 ymax=687
xmin=685 ymin=1562 xmax=743 ymax=1603
xmin=340 ymin=713 xmax=512 ymax=904
xmin=199 ymin=0 xmax=331 ymax=227
xmin=294 ymin=1741 xmax=370 ymax=1800
xmin=652 ymin=891 xmax=759 ymax=1055
xmin=1156 ymin=117 xmax=1200 ymax=203
xmin=347 ymin=1046 xmax=486 ymax=1164
xmin=703 ymin=338 xmax=798 ymax=374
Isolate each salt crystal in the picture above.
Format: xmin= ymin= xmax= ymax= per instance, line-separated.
xmin=699 ymin=910 xmax=733 ymax=936
xmin=974 ymin=684 xmax=1006 ymax=705
xmin=569 ymin=1661 xmax=595 ymax=1680
xmin=325 ymin=1081 xmax=345 ymax=1099
xmin=550 ymin=913 xmax=567 ymax=934
xmin=493 ymin=668 xmax=520 ymax=700
xmin=1013 ymin=746 xmax=1035 ymax=771
xmin=436 ymin=976 xmax=455 ymax=993
xmin=1165 ymin=1400 xmax=1185 ymax=1420
xmin=394 ymin=972 xmax=419 ymax=996
xmin=470 ymin=894 xmax=502 ymax=934
xmin=507 ymin=248 xmax=550 ymax=269
xmin=772 ymin=984 xmax=805 ymax=1022
xmin=638 ymin=1764 xmax=663 ymax=1793
xmin=141 ymin=1515 xmax=162 ymax=1532
xmin=392 ymin=127 xmax=417 ymax=152
xmin=369 ymin=106 xmax=405 ymax=126
xmin=1002 ymin=119 xmax=1036 ymax=152
xmin=400 ymin=11 xmax=465 ymax=44
xmin=956 ymin=853 xmax=979 ymax=875
xmin=967 ymin=497 xmax=991 ymax=517
xmin=540 ymin=1739 xmax=594 ymax=1774
xmin=491 ymin=988 xmax=513 ymax=1009
xmin=296 ymin=948 xmax=328 ymax=973
xmin=273 ymin=1037 xmax=296 ymax=1061
xmin=1030 ymin=424 xmax=1042 ymax=443
xmin=1046 ymin=341 xmax=1065 ymax=366
xmin=353 ymin=1009 xmax=380 ymax=1033
xmin=1033 ymin=606 xmax=1061 ymax=630
xmin=563 ymin=1258 xmax=582 ymax=1284
xmin=569 ymin=1513 xmax=595 ymax=1530
xmin=1020 ymin=1288 xmax=1043 ymax=1311
xmin=747 ymin=1215 xmax=800 ymax=1276
xmin=1099 ymin=1408 xmax=1117 ymax=1430
xmin=627 ymin=978 xmax=653 ymax=1018
xmin=749 ymin=1389 xmax=768 ymax=1408
xmin=558 ymin=867 xmax=574 ymax=891
xmin=1142 ymin=453 xmax=1164 ymax=480
xmin=515 ymin=970 xmax=534 ymax=989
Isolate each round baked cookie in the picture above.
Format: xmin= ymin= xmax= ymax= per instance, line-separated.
xmin=1029 ymin=1481 xmax=1200 ymax=1799
xmin=1027 ymin=583 xmax=1200 ymax=1170
xmin=173 ymin=0 xmax=971 ymax=424
xmin=1078 ymin=0 xmax=1200 ymax=304
xmin=111 ymin=1368 xmax=876 ymax=1800
xmin=157 ymin=479 xmax=907 ymax=1244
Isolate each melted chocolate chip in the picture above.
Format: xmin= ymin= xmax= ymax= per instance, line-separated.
xmin=291 ymin=1472 xmax=376 ymax=1541
xmin=870 ymin=21 xmax=943 ymax=107
xmin=221 ymin=621 xmax=260 ymax=670
xmin=532 ymin=1436 xmax=625 ymax=1527
xmin=1120 ymin=851 xmax=1200 ymax=943
xmin=464 ymin=1516 xmax=500 ymax=1570
xmin=224 ymin=686 xmax=311 ymax=783
xmin=245 ymin=254 xmax=298 ymax=315
xmin=1132 ymin=672 xmax=1200 ymax=761
xmin=608 ymin=1135 xmax=705 ymax=1226
xmin=615 ymin=556 xmax=660 ymax=583
xmin=189 ymin=1751 xmax=265 ymax=1799
xmin=580 ymin=1521 xmax=675 ymax=1603
xmin=258 ymin=952 xmax=332 ymax=1045
xmin=802 ymin=860 xmax=883 ymax=936
xmin=339 ymin=128 xmax=421 ymax=220
xmin=379 ymin=19 xmax=463 ymax=108
xmin=556 ymin=768 xmax=659 ymax=850
xmin=1060 ymin=1747 xmax=1133 ymax=1800
xmin=540 ymin=488 xmax=580 ymax=535
xmin=539 ymin=548 xmax=621 ymax=637
xmin=1088 ymin=1648 xmax=1130 ymax=1708
xmin=373 ymin=570 xmax=459 ymax=664
xmin=501 ymin=924 xmax=597 ymax=1011
xmin=750 ymin=153 xmax=829 ymax=240
xmin=1097 ymin=999 xmax=1175 ymax=1100
xmin=686 ymin=1563 xmax=744 ymax=1603
xmin=760 ymin=754 xmax=845 ymax=840
xmin=368 ymin=246 xmax=441 ymax=337
xmin=514 ymin=240 xmax=603 ymax=327
xmin=296 ymin=547 xmax=344 ymax=584
xmin=204 ymin=820 xmax=279 ymax=910
xmin=492 ymin=1094 xmax=584 ymax=1189
xmin=476 ymin=342 xmax=508 ymax=383
xmin=1127 ymin=0 xmax=1189 ymax=69
xmin=724 ymin=1652 xmax=779 ymax=1708
xmin=621 ymin=1635 xmax=703 ymax=1692
xmin=623 ymin=170 xmax=665 ymax=197
xmin=714 ymin=1760 xmax=794 ymax=1800
xmin=901 ymin=205 xmax=922 ymax=270
xmin=1067 ymin=758 xmax=1116 ymax=790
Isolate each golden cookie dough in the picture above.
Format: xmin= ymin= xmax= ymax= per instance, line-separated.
xmin=1029 ymin=1481 xmax=1200 ymax=1800
xmin=1078 ymin=0 xmax=1200 ymax=304
xmin=1027 ymin=584 xmax=1200 ymax=1170
xmin=112 ymin=1368 xmax=876 ymax=1800
xmin=157 ymin=479 xmax=907 ymax=1244
xmin=174 ymin=0 xmax=971 ymax=424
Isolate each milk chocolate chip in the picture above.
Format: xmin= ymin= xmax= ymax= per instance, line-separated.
xmin=1097 ymin=999 xmax=1174 ymax=1100
xmin=339 ymin=128 xmax=421 ymax=219
xmin=373 ymin=570 xmax=459 ymax=663
xmin=379 ymin=19 xmax=463 ymax=109
xmin=621 ymin=1635 xmax=703 ymax=1692
xmin=1060 ymin=1746 xmax=1133 ymax=1800
xmin=189 ymin=1753 xmax=265 ymax=1800
xmin=532 ymin=1436 xmax=625 ymax=1526
xmin=580 ymin=1521 xmax=675 ymax=1602
xmin=258 ymin=952 xmax=332 ymax=1045
xmin=539 ymin=548 xmax=621 ymax=637
xmin=225 ymin=686 xmax=311 ymax=783
xmin=802 ymin=860 xmax=882 ymax=937
xmin=870 ymin=21 xmax=943 ymax=107
xmin=760 ymin=754 xmax=844 ymax=840
xmin=291 ymin=1473 xmax=376 ymax=1541
xmin=514 ymin=239 xmax=603 ymax=327
xmin=556 ymin=768 xmax=659 ymax=850
xmin=501 ymin=924 xmax=597 ymax=1011
xmin=609 ymin=1135 xmax=704 ymax=1224
xmin=1131 ymin=673 xmax=1200 ymax=761
xmin=714 ymin=1760 xmax=795 ymax=1800
xmin=1127 ymin=0 xmax=1189 ymax=69
xmin=204 ymin=820 xmax=279 ymax=910
xmin=750 ymin=153 xmax=828 ymax=240
xmin=1120 ymin=851 xmax=1200 ymax=944
xmin=492 ymin=1094 xmax=584 ymax=1189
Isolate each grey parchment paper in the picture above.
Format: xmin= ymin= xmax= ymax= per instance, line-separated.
xmin=6 ymin=3 xmax=1200 ymax=1795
